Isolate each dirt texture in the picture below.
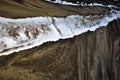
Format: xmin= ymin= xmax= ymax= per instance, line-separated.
xmin=0 ymin=0 xmax=110 ymax=18
xmin=0 ymin=18 xmax=119 ymax=80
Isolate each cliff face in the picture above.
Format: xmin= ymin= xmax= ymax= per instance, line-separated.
xmin=77 ymin=18 xmax=120 ymax=80
xmin=0 ymin=18 xmax=119 ymax=80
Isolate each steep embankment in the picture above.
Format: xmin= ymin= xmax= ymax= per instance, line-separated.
xmin=0 ymin=0 xmax=120 ymax=80
xmin=0 ymin=18 xmax=119 ymax=80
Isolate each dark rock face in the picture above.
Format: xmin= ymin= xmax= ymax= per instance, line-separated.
xmin=0 ymin=19 xmax=119 ymax=80
xmin=77 ymin=19 xmax=120 ymax=80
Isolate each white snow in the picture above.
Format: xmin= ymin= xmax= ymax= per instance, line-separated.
xmin=0 ymin=9 xmax=120 ymax=56
xmin=0 ymin=0 xmax=119 ymax=56
xmin=45 ymin=0 xmax=119 ymax=9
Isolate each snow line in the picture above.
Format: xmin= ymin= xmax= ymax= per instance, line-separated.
xmin=45 ymin=0 xmax=119 ymax=8
xmin=0 ymin=10 xmax=120 ymax=56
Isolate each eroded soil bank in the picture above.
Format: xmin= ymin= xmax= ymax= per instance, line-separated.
xmin=0 ymin=18 xmax=119 ymax=80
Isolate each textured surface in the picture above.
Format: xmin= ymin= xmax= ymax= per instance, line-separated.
xmin=0 ymin=19 xmax=119 ymax=80
xmin=0 ymin=0 xmax=109 ymax=18
xmin=0 ymin=0 xmax=120 ymax=80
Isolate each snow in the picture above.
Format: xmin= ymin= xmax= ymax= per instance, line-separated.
xmin=45 ymin=0 xmax=119 ymax=9
xmin=18 ymin=31 xmax=28 ymax=41
xmin=0 ymin=0 xmax=119 ymax=56
xmin=0 ymin=9 xmax=120 ymax=56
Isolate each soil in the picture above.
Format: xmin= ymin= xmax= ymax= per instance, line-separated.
xmin=0 ymin=0 xmax=110 ymax=18
xmin=0 ymin=18 xmax=119 ymax=80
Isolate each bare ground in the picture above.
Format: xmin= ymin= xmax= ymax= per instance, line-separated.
xmin=0 ymin=0 xmax=110 ymax=18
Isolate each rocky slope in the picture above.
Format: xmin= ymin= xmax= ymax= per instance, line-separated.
xmin=0 ymin=18 xmax=119 ymax=80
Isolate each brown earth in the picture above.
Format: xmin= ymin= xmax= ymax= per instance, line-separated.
xmin=0 ymin=0 xmax=120 ymax=80
xmin=0 ymin=0 xmax=110 ymax=18
xmin=0 ymin=18 xmax=119 ymax=80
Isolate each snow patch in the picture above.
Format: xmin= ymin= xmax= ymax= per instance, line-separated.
xmin=0 ymin=10 xmax=120 ymax=56
xmin=45 ymin=0 xmax=119 ymax=9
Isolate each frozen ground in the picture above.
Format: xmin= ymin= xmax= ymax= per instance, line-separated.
xmin=0 ymin=9 xmax=119 ymax=56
